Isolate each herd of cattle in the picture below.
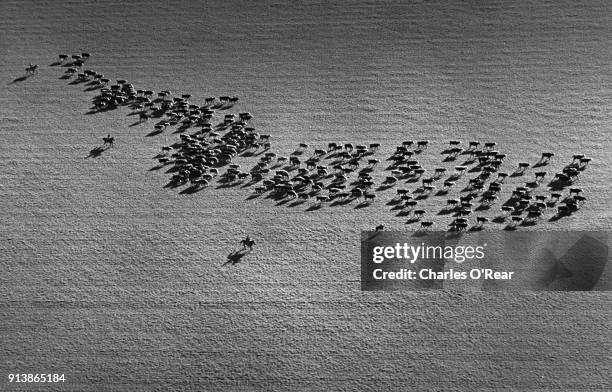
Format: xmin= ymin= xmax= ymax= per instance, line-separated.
xmin=51 ymin=52 xmax=591 ymax=231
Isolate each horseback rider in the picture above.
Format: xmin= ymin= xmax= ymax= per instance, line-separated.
xmin=26 ymin=63 xmax=38 ymax=75
xmin=103 ymin=134 xmax=114 ymax=147
xmin=242 ymin=236 xmax=255 ymax=250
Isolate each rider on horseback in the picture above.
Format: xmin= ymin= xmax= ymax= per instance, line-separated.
xmin=241 ymin=236 xmax=255 ymax=251
xmin=103 ymin=134 xmax=114 ymax=147
xmin=25 ymin=63 xmax=39 ymax=75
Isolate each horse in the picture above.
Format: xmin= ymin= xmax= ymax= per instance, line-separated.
xmin=102 ymin=134 xmax=114 ymax=147
xmin=241 ymin=238 xmax=255 ymax=250
xmin=25 ymin=63 xmax=39 ymax=75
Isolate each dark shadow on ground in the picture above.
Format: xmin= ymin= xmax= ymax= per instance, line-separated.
xmin=8 ymin=75 xmax=30 ymax=85
xmin=330 ymin=198 xmax=353 ymax=206
xmin=276 ymin=198 xmax=290 ymax=206
xmin=223 ymin=249 xmax=250 ymax=266
xmin=288 ymin=199 xmax=307 ymax=207
xmin=86 ymin=146 xmax=108 ymax=158
xmin=548 ymin=214 xmax=566 ymax=222
xmin=179 ymin=185 xmax=204 ymax=194
xmin=386 ymin=198 xmax=401 ymax=206
xmin=146 ymin=129 xmax=164 ymax=137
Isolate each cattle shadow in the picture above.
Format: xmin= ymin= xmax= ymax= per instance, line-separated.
xmin=547 ymin=180 xmax=570 ymax=192
xmin=276 ymin=198 xmax=290 ymax=206
xmin=179 ymin=185 xmax=204 ymax=195
xmin=164 ymin=179 xmax=186 ymax=188
xmin=548 ymin=213 xmax=566 ymax=222
xmin=146 ymin=129 xmax=164 ymax=137
xmin=215 ymin=182 xmax=241 ymax=189
xmin=217 ymin=103 xmax=235 ymax=110
xmin=241 ymin=179 xmax=261 ymax=189
xmin=354 ymin=201 xmax=371 ymax=209
xmin=129 ymin=120 xmax=145 ymax=127
xmin=84 ymin=85 xmax=102 ymax=92
xmin=386 ymin=198 xmax=401 ymax=206
xmin=288 ymin=199 xmax=307 ymax=207
xmin=330 ymin=198 xmax=352 ymax=207
xmin=85 ymin=106 xmax=115 ymax=115
xmin=175 ymin=124 xmax=191 ymax=133
xmin=390 ymin=204 xmax=405 ymax=211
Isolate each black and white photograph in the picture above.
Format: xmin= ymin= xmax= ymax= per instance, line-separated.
xmin=1 ymin=0 xmax=611 ymax=390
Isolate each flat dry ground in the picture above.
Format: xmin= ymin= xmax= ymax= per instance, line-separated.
xmin=1 ymin=0 xmax=611 ymax=391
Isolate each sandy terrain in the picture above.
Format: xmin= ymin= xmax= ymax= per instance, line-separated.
xmin=1 ymin=0 xmax=611 ymax=390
